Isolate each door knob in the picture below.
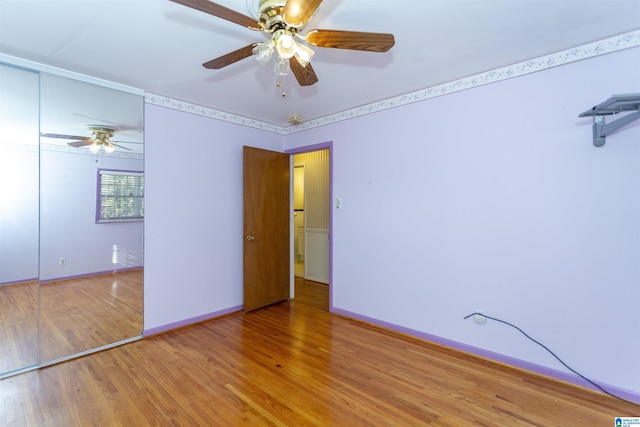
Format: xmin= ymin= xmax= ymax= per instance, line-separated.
xmin=245 ymin=234 xmax=255 ymax=241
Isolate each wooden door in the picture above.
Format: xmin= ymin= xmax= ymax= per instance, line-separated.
xmin=243 ymin=146 xmax=290 ymax=312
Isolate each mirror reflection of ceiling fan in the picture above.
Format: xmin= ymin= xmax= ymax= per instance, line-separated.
xmin=41 ymin=126 xmax=140 ymax=154
xmin=170 ymin=0 xmax=395 ymax=89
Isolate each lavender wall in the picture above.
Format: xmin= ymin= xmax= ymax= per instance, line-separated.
xmin=143 ymin=104 xmax=284 ymax=332
xmin=286 ymin=47 xmax=640 ymax=397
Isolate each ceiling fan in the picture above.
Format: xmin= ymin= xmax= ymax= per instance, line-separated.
xmin=170 ymin=0 xmax=395 ymax=88
xmin=41 ymin=127 xmax=138 ymax=154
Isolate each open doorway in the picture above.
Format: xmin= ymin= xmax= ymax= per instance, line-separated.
xmin=292 ymin=149 xmax=330 ymax=283
xmin=288 ymin=143 xmax=332 ymax=311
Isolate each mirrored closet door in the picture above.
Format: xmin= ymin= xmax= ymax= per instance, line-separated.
xmin=0 ymin=62 xmax=145 ymax=375
xmin=38 ymin=73 xmax=145 ymax=364
xmin=0 ymin=63 xmax=40 ymax=374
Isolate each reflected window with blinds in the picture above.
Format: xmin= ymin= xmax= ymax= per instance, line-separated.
xmin=96 ymin=169 xmax=144 ymax=223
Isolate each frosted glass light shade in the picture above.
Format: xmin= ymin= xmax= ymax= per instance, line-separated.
xmin=294 ymin=44 xmax=314 ymax=68
xmin=274 ymin=55 xmax=290 ymax=75
xmin=253 ymin=41 xmax=274 ymax=65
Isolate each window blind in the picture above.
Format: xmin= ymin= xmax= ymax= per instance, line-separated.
xmin=97 ymin=169 xmax=144 ymax=223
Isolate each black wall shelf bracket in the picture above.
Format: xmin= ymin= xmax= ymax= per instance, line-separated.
xmin=579 ymin=93 xmax=640 ymax=147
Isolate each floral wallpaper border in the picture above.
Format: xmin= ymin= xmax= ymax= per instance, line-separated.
xmin=145 ymin=30 xmax=640 ymax=135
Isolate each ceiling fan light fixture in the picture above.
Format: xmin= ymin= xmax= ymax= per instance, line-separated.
xmin=174 ymin=0 xmax=396 ymax=90
xmin=275 ymin=31 xmax=296 ymax=59
xmin=294 ymin=43 xmax=314 ymax=67
xmin=252 ymin=41 xmax=274 ymax=65
xmin=104 ymin=143 xmax=116 ymax=154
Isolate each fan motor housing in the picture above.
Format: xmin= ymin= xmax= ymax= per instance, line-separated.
xmin=89 ymin=127 xmax=115 ymax=141
xmin=258 ymin=0 xmax=286 ymax=16
xmin=258 ymin=0 xmax=295 ymax=31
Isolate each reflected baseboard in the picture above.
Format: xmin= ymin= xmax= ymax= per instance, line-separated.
xmin=40 ymin=266 xmax=143 ymax=284
xmin=0 ymin=277 xmax=38 ymax=287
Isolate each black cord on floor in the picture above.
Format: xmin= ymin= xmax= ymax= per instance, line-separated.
xmin=463 ymin=312 xmax=638 ymax=406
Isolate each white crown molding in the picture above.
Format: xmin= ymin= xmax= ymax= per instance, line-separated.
xmin=145 ymin=30 xmax=640 ymax=135
xmin=0 ymin=53 xmax=144 ymax=96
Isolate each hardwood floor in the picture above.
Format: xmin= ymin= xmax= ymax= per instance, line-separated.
xmin=0 ymin=278 xmax=636 ymax=426
xmin=294 ymin=276 xmax=329 ymax=311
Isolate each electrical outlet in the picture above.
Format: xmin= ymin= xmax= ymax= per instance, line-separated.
xmin=474 ymin=310 xmax=486 ymax=324
xmin=59 ymin=258 xmax=66 ymax=266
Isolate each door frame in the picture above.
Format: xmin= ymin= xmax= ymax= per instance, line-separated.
xmin=285 ymin=141 xmax=333 ymax=311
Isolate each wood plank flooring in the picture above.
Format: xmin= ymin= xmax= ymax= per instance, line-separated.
xmin=1 ymin=278 xmax=637 ymax=426
xmin=293 ymin=276 xmax=329 ymax=311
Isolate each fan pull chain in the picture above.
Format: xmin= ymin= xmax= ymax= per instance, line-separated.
xmin=276 ymin=78 xmax=286 ymax=97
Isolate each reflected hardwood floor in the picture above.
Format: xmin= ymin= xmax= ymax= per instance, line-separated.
xmin=39 ymin=269 xmax=143 ymax=363
xmin=1 ymin=279 xmax=637 ymax=426
xmin=0 ymin=281 xmax=38 ymax=372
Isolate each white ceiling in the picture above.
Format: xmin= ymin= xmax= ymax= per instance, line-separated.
xmin=1 ymin=0 xmax=639 ymax=129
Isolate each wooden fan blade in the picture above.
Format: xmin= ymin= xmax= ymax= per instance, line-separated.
xmin=67 ymin=140 xmax=92 ymax=147
xmin=111 ymin=143 xmax=132 ymax=151
xmin=41 ymin=132 xmax=88 ymax=140
xmin=283 ymin=0 xmax=323 ymax=28
xmin=203 ymin=44 xmax=257 ymax=69
xmin=290 ymin=57 xmax=318 ymax=86
xmin=169 ymin=0 xmax=259 ymax=28
xmin=306 ymin=29 xmax=395 ymax=52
